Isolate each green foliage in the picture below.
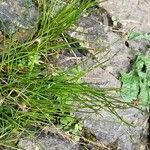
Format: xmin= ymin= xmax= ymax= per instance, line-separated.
xmin=120 ymin=55 xmax=150 ymax=109
xmin=60 ymin=114 xmax=83 ymax=136
xmin=128 ymin=31 xmax=150 ymax=41
xmin=1 ymin=0 xmax=117 ymax=149
xmin=120 ymin=71 xmax=139 ymax=101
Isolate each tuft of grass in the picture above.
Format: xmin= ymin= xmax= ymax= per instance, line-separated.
xmin=0 ymin=0 xmax=134 ymax=149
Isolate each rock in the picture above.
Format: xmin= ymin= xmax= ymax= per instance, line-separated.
xmin=80 ymin=108 xmax=148 ymax=150
xmin=0 ymin=0 xmax=38 ymax=41
xmin=18 ymin=139 xmax=45 ymax=150
xmin=18 ymin=134 xmax=79 ymax=150
xmin=68 ymin=2 xmax=149 ymax=150
xmin=38 ymin=134 xmax=79 ymax=150
xmin=83 ymin=67 xmax=120 ymax=88
xmin=100 ymin=0 xmax=150 ymax=32
xmin=68 ymin=6 xmax=133 ymax=77
xmin=101 ymin=0 xmax=150 ymax=55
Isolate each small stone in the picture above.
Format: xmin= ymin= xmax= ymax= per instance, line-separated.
xmin=18 ymin=139 xmax=45 ymax=150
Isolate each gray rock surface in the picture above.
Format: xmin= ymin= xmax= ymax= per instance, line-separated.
xmin=18 ymin=135 xmax=79 ymax=150
xmin=18 ymin=139 xmax=45 ymax=150
xmin=38 ymin=134 xmax=79 ymax=150
xmin=68 ymin=8 xmax=133 ymax=77
xmin=80 ymin=108 xmax=148 ymax=150
xmin=68 ymin=1 xmax=150 ymax=150
xmin=101 ymin=0 xmax=150 ymax=32
xmin=84 ymin=67 xmax=120 ymax=88
xmin=0 ymin=0 xmax=38 ymax=42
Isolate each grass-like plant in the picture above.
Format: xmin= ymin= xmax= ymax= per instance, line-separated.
xmin=0 ymin=0 xmax=133 ymax=149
